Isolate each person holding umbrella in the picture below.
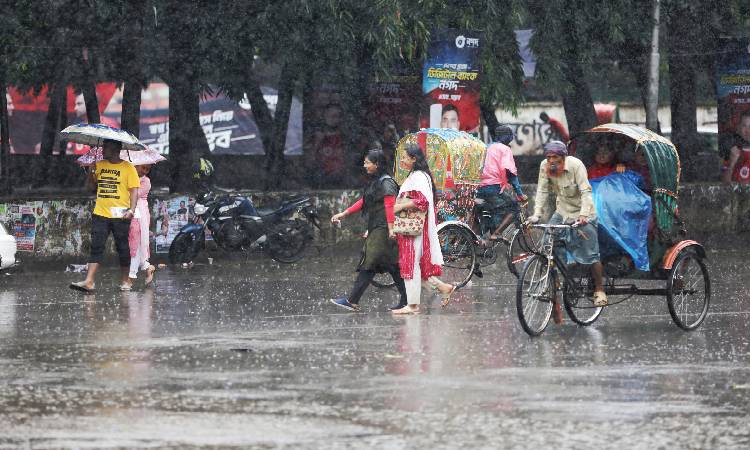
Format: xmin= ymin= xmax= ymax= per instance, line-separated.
xmin=126 ymin=149 xmax=166 ymax=287
xmin=70 ymin=139 xmax=140 ymax=292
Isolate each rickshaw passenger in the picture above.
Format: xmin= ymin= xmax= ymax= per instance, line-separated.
xmin=722 ymin=110 xmax=750 ymax=184
xmin=528 ymin=141 xmax=609 ymax=307
xmin=476 ymin=125 xmax=528 ymax=242
xmin=587 ymin=144 xmax=625 ymax=180
xmin=627 ymin=150 xmax=652 ymax=193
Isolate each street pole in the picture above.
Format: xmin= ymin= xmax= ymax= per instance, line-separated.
xmin=646 ymin=0 xmax=661 ymax=132
xmin=0 ymin=67 xmax=11 ymax=195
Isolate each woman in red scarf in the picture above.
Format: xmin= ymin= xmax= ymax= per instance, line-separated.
xmin=392 ymin=144 xmax=456 ymax=314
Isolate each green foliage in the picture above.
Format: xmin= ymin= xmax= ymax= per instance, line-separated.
xmin=3 ymin=0 xmax=750 ymax=188
xmin=525 ymin=0 xmax=653 ymax=97
xmin=370 ymin=0 xmax=526 ymax=110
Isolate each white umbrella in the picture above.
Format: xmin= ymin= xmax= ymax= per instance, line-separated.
xmin=59 ymin=123 xmax=146 ymax=151
xmin=121 ymin=148 xmax=166 ymax=165
xmin=76 ymin=146 xmax=166 ymax=166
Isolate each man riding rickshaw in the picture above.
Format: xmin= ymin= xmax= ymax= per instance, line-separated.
xmin=517 ymin=123 xmax=710 ymax=336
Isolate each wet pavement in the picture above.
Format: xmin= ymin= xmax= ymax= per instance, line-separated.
xmin=1 ymin=242 xmax=750 ymax=449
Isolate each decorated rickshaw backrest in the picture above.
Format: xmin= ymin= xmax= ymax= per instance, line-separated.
xmin=394 ymin=129 xmax=487 ymax=223
xmin=394 ymin=128 xmax=486 ymax=188
xmin=639 ymin=138 xmax=680 ymax=233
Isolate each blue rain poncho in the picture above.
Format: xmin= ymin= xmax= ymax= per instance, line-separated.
xmin=590 ymin=171 xmax=652 ymax=271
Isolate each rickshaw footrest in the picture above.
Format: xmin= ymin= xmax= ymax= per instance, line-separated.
xmin=628 ymin=287 xmax=666 ymax=296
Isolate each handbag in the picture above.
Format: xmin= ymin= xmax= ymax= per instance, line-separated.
xmin=393 ymin=198 xmax=427 ymax=236
xmin=393 ymin=172 xmax=431 ymax=236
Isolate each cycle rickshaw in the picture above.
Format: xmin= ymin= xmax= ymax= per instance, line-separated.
xmin=516 ymin=124 xmax=710 ymax=336
xmin=380 ymin=128 xmax=534 ymax=289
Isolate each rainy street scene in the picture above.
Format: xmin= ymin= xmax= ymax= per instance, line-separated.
xmin=1 ymin=240 xmax=750 ymax=448
xmin=2 ymin=1 xmax=750 ymax=449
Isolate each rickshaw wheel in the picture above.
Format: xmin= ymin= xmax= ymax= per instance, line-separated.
xmin=506 ymin=227 xmax=542 ymax=278
xmin=437 ymin=224 xmax=476 ymax=288
xmin=516 ymin=255 xmax=556 ymax=336
xmin=562 ymin=277 xmax=603 ymax=326
xmin=667 ymin=251 xmax=710 ymax=330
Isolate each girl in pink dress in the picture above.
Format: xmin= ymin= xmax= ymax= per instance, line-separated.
xmin=127 ymin=164 xmax=156 ymax=287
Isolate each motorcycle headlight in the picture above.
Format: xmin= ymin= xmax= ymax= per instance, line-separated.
xmin=194 ymin=204 xmax=207 ymax=215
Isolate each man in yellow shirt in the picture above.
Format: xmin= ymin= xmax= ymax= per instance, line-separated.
xmin=528 ymin=140 xmax=608 ymax=308
xmin=70 ymin=139 xmax=140 ymax=292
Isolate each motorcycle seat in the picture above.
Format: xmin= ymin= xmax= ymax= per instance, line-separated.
xmin=255 ymin=207 xmax=279 ymax=216
xmin=282 ymin=196 xmax=307 ymax=205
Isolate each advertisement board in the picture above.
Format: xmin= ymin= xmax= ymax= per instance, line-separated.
xmin=422 ymin=29 xmax=482 ymax=135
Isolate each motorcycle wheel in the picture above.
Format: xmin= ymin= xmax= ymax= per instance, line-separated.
xmin=169 ymin=231 xmax=203 ymax=265
xmin=267 ymin=219 xmax=312 ymax=264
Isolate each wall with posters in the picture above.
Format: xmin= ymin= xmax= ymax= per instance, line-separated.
xmin=493 ymin=102 xmax=718 ymax=157
xmin=1 ymin=182 xmax=748 ymax=264
xmin=0 ymin=200 xmax=91 ymax=258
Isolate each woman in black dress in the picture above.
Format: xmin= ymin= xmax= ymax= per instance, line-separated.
xmin=330 ymin=149 xmax=407 ymax=311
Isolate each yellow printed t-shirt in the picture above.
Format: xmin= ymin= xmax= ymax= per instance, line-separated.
xmin=93 ymin=160 xmax=140 ymax=218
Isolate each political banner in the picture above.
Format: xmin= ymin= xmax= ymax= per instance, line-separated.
xmin=6 ymin=84 xmax=118 ymax=155
xmin=136 ymin=84 xmax=302 ymax=156
xmin=5 ymin=83 xmax=301 ymax=156
xmin=366 ymin=64 xmax=422 ymax=154
xmin=716 ymin=37 xmax=750 ymax=162
xmin=422 ymin=29 xmax=482 ymax=135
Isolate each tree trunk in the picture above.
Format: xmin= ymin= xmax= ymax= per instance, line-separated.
xmin=168 ymin=72 xmax=209 ymax=193
xmin=121 ymin=80 xmax=143 ymax=136
xmin=39 ymin=82 xmax=66 ymax=157
xmin=168 ymin=76 xmax=200 ymax=193
xmin=37 ymin=79 xmax=67 ymax=187
xmin=645 ymin=0 xmax=661 ymax=132
xmin=560 ymin=19 xmax=596 ymax=137
xmin=480 ymin=101 xmax=500 ymax=142
xmin=0 ymin=72 xmax=10 ymax=194
xmin=120 ymin=0 xmax=146 ymax=137
xmin=244 ymin=73 xmax=274 ymax=153
xmin=667 ymin=4 xmax=699 ymax=181
xmin=80 ymin=48 xmax=101 ymax=124
xmin=265 ymin=62 xmax=296 ymax=189
xmin=189 ymin=92 xmax=210 ymax=159
xmin=561 ymin=76 xmax=596 ymax=138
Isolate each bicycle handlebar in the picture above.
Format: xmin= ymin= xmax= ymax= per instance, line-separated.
xmin=529 ymin=223 xmax=580 ymax=229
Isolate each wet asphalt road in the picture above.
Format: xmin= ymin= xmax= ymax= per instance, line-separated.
xmin=1 ymin=241 xmax=750 ymax=449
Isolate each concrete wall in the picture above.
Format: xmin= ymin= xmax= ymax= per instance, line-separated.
xmin=494 ymin=101 xmax=717 ymax=156
xmin=1 ymin=182 xmax=748 ymax=265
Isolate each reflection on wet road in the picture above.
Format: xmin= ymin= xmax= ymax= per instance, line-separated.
xmin=1 ymin=244 xmax=749 ymax=448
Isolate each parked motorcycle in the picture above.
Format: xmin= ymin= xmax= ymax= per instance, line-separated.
xmin=168 ymin=190 xmax=320 ymax=264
